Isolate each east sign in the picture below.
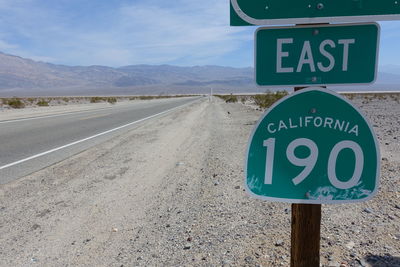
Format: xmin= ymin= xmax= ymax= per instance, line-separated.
xmin=231 ymin=0 xmax=400 ymax=26
xmin=245 ymin=88 xmax=380 ymax=204
xmin=255 ymin=23 xmax=379 ymax=87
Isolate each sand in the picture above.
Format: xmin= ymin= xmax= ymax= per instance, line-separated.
xmin=0 ymin=94 xmax=399 ymax=266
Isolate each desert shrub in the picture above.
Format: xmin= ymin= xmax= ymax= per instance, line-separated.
xmin=139 ymin=96 xmax=155 ymax=100
xmin=90 ymin=97 xmax=104 ymax=103
xmin=225 ymin=95 xmax=238 ymax=103
xmin=7 ymin=98 xmax=25 ymax=109
xmin=107 ymin=97 xmax=117 ymax=104
xmin=252 ymin=90 xmax=288 ymax=109
xmin=37 ymin=99 xmax=49 ymax=106
xmin=215 ymin=95 xmax=225 ymax=101
xmin=215 ymin=94 xmax=238 ymax=103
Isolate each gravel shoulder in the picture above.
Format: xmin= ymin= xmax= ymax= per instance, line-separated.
xmin=0 ymin=95 xmax=399 ymax=266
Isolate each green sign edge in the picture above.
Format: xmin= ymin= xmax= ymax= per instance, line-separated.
xmin=230 ymin=1 xmax=252 ymax=26
xmin=244 ymin=87 xmax=381 ymax=204
xmin=231 ymin=0 xmax=400 ymax=26
xmin=254 ymin=22 xmax=380 ymax=88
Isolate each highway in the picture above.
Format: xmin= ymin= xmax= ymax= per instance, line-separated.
xmin=0 ymin=96 xmax=201 ymax=184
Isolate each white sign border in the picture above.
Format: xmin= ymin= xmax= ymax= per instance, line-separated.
xmin=254 ymin=22 xmax=381 ymax=88
xmin=231 ymin=0 xmax=400 ymax=25
xmin=244 ymin=87 xmax=381 ymax=204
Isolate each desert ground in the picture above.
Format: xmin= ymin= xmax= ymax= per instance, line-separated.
xmin=0 ymin=92 xmax=399 ymax=266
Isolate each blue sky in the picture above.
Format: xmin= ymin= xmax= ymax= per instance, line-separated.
xmin=0 ymin=0 xmax=400 ymax=71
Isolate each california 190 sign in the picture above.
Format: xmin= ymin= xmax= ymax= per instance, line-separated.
xmin=245 ymin=88 xmax=380 ymax=204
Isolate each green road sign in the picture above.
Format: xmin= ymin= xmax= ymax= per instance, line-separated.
xmin=255 ymin=23 xmax=379 ymax=87
xmin=230 ymin=0 xmax=400 ymax=26
xmin=245 ymin=88 xmax=380 ymax=204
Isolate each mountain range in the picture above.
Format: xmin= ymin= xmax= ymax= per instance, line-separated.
xmin=0 ymin=52 xmax=256 ymax=96
xmin=0 ymin=52 xmax=399 ymax=96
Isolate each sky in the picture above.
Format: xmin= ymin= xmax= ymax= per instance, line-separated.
xmin=0 ymin=0 xmax=400 ymax=71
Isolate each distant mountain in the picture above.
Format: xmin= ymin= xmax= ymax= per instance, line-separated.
xmin=0 ymin=52 xmax=399 ymax=96
xmin=379 ymin=64 xmax=400 ymax=75
xmin=376 ymin=72 xmax=400 ymax=84
xmin=0 ymin=52 xmax=256 ymax=96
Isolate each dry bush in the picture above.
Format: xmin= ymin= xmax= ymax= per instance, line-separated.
xmin=7 ymin=98 xmax=25 ymax=109
xmin=216 ymin=94 xmax=238 ymax=103
xmin=252 ymin=90 xmax=288 ymax=109
xmin=37 ymin=99 xmax=49 ymax=106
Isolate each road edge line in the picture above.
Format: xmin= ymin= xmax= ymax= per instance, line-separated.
xmin=0 ymin=98 xmax=199 ymax=171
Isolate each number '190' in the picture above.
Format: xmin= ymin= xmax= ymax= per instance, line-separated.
xmin=263 ymin=138 xmax=364 ymax=190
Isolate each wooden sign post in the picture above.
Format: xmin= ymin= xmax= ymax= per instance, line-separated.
xmin=290 ymin=87 xmax=321 ymax=267
xmin=291 ymin=203 xmax=321 ymax=267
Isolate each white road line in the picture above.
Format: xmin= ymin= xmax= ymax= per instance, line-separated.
xmin=0 ymin=107 xmax=114 ymax=124
xmin=0 ymin=100 xmax=196 ymax=171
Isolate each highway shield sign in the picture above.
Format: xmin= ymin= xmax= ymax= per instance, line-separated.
xmin=245 ymin=88 xmax=380 ymax=204
xmin=230 ymin=0 xmax=400 ymax=26
xmin=255 ymin=23 xmax=379 ymax=87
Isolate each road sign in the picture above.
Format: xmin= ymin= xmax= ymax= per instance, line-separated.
xmin=245 ymin=88 xmax=380 ymax=204
xmin=231 ymin=0 xmax=400 ymax=26
xmin=255 ymin=23 xmax=379 ymax=87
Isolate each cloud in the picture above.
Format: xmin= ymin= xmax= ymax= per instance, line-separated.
xmin=0 ymin=0 xmax=254 ymax=67
xmin=1 ymin=1 xmax=400 ymax=68
xmin=0 ymin=39 xmax=56 ymax=62
xmin=0 ymin=40 xmax=18 ymax=51
xmin=380 ymin=21 xmax=400 ymax=38
xmin=378 ymin=21 xmax=400 ymax=67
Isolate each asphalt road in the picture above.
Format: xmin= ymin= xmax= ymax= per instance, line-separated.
xmin=0 ymin=96 xmax=202 ymax=184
